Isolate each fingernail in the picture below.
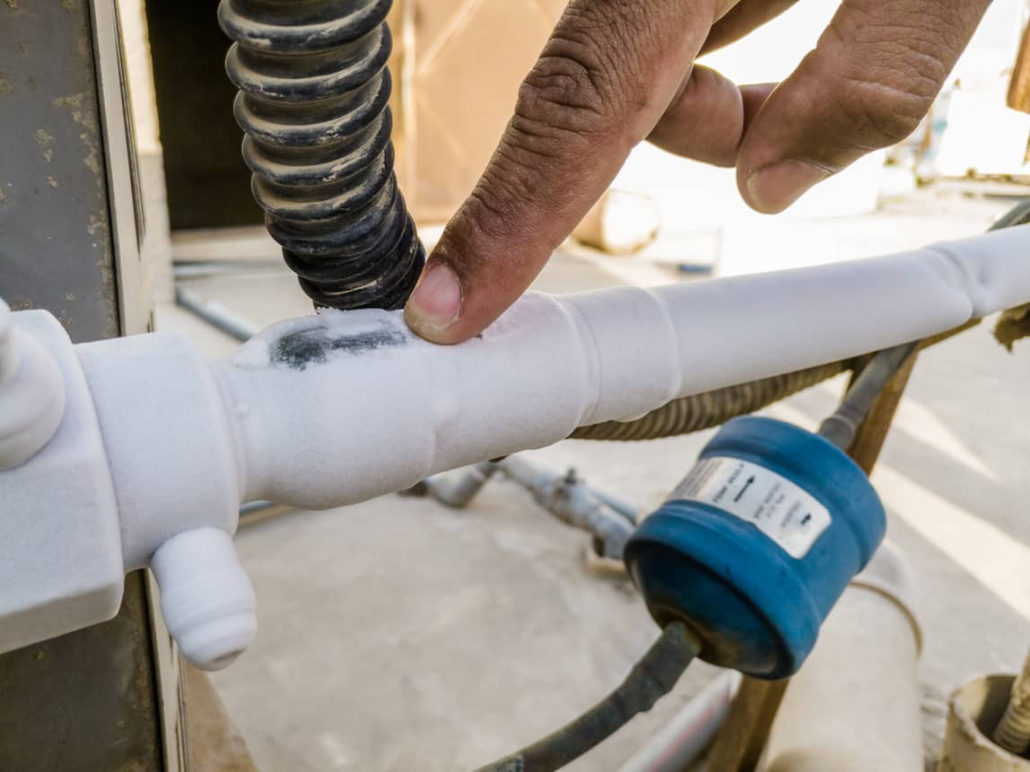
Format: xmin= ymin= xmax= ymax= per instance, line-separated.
xmin=405 ymin=262 xmax=462 ymax=333
xmin=746 ymin=161 xmax=830 ymax=214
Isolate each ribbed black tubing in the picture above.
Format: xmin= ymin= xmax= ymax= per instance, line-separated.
xmin=219 ymin=0 xmax=425 ymax=310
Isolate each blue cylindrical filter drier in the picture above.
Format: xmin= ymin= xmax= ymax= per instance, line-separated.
xmin=624 ymin=416 xmax=886 ymax=679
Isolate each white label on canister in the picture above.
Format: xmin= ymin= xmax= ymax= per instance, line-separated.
xmin=669 ymin=457 xmax=831 ymax=559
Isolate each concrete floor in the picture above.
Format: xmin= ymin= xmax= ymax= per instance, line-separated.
xmin=160 ymin=182 xmax=1030 ymax=771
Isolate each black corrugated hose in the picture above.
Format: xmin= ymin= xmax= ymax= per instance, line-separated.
xmin=219 ymin=0 xmax=425 ymax=310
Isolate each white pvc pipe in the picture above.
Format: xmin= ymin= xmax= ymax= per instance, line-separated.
xmin=214 ymin=226 xmax=1030 ymax=510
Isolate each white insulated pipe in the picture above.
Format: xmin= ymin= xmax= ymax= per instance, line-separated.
xmin=0 ymin=299 xmax=66 ymax=469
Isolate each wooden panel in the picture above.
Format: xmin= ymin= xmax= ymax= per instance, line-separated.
xmin=1009 ymin=20 xmax=1030 ymax=115
xmin=392 ymin=0 xmax=562 ymax=223
xmin=187 ymin=666 xmax=258 ymax=772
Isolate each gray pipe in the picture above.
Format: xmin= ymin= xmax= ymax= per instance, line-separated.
xmin=421 ymin=456 xmax=637 ymax=559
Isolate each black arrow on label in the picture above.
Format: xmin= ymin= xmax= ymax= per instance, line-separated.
xmin=734 ymin=476 xmax=756 ymax=502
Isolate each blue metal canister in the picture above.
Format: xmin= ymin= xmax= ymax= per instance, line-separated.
xmin=624 ymin=416 xmax=886 ymax=679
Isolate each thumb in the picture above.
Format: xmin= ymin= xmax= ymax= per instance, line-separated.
xmin=737 ymin=0 xmax=989 ymax=214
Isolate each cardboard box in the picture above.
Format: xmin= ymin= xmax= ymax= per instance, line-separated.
xmin=389 ymin=0 xmax=566 ymax=223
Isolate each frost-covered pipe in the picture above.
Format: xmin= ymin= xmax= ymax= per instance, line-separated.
xmin=68 ymin=226 xmax=1030 ymax=559
xmin=215 ymin=226 xmax=1030 ymax=510
xmin=4 ymin=227 xmax=1030 ymax=669
xmin=0 ymin=298 xmax=65 ymax=469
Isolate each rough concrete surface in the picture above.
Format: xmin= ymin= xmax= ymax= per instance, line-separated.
xmin=158 ymin=183 xmax=1030 ymax=770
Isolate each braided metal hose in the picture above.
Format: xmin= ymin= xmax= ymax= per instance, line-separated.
xmin=219 ymin=0 xmax=425 ymax=310
xmin=569 ymin=361 xmax=849 ymax=441
xmin=991 ymin=199 xmax=1030 ymax=350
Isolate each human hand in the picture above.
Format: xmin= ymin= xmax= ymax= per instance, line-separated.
xmin=404 ymin=0 xmax=989 ymax=343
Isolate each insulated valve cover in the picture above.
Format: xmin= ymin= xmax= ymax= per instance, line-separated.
xmin=624 ymin=416 xmax=886 ymax=679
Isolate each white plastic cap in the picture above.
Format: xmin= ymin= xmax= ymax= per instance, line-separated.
xmin=150 ymin=528 xmax=256 ymax=671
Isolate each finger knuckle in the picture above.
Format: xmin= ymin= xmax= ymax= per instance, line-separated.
xmin=465 ymin=171 xmax=521 ymax=245
xmin=846 ymin=79 xmax=929 ymax=146
xmin=826 ymin=16 xmax=949 ymax=147
xmin=512 ymin=0 xmax=688 ymax=154
xmin=437 ymin=184 xmax=510 ymax=288
xmin=516 ymin=41 xmax=614 ymax=144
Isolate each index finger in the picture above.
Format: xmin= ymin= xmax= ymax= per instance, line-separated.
xmin=404 ymin=0 xmax=731 ymax=343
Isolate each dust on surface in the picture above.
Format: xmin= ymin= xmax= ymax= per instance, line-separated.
xmin=51 ymin=94 xmax=103 ymax=184
xmin=34 ymin=130 xmax=55 ymax=163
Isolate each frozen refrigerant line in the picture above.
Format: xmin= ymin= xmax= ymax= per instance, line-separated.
xmin=1 ymin=226 xmax=1028 ymax=669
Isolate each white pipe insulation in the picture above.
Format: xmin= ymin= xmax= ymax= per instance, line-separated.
xmin=2 ymin=226 xmax=1030 ymax=669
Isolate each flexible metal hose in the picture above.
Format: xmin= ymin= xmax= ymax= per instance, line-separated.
xmin=570 ymin=361 xmax=849 ymax=441
xmin=219 ymin=0 xmax=425 ymax=310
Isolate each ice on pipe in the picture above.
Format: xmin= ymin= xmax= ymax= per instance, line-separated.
xmin=231 ymin=308 xmax=417 ymax=371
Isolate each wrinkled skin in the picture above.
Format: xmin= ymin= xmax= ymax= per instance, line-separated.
xmin=404 ymin=0 xmax=991 ymax=344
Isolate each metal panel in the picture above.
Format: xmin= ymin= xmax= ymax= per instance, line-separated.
xmin=0 ymin=574 xmax=165 ymax=772
xmin=0 ymin=0 xmax=120 ymax=341
xmin=91 ymin=0 xmax=154 ymax=336
xmin=0 ymin=1 xmax=178 ymax=769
